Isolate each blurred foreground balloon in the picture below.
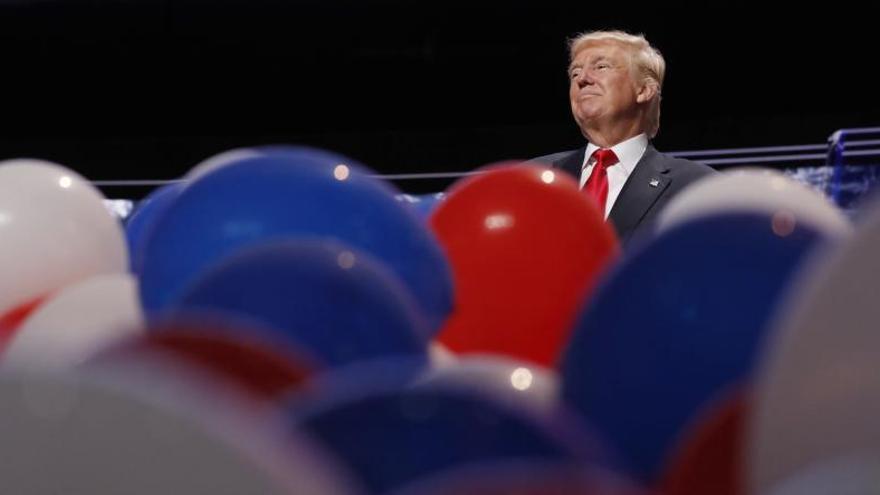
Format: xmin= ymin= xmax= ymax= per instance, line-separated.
xmin=0 ymin=159 xmax=128 ymax=316
xmin=290 ymin=370 xmax=605 ymax=495
xmin=388 ymin=461 xmax=647 ymax=495
xmin=89 ymin=315 xmax=318 ymax=402
xmin=431 ymin=164 xmax=618 ymax=367
xmin=656 ymin=168 xmax=851 ymax=238
xmin=748 ymin=199 xmax=880 ymax=493
xmin=1 ymin=273 xmax=143 ymax=370
xmin=185 ymin=147 xmax=264 ymax=180
xmin=561 ymin=212 xmax=835 ymax=481
xmin=761 ymin=455 xmax=880 ymax=495
xmin=186 ymin=145 xmax=338 ymax=181
xmin=140 ymin=147 xmax=452 ymax=333
xmin=172 ymin=240 xmax=429 ymax=367
xmin=658 ymin=389 xmax=746 ymax=495
xmin=397 ymin=193 xmax=447 ymax=222
xmin=125 ymin=182 xmax=183 ymax=274
xmin=0 ymin=296 xmax=46 ymax=351
xmin=0 ymin=371 xmax=362 ymax=494
xmin=415 ymin=354 xmax=560 ymax=414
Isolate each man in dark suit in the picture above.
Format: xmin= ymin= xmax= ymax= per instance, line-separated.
xmin=534 ymin=30 xmax=714 ymax=245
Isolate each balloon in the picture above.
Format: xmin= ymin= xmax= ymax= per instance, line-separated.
xmin=397 ymin=193 xmax=447 ymax=222
xmin=748 ymin=199 xmax=880 ymax=493
xmin=186 ymin=145 xmax=331 ymax=181
xmin=139 ymin=147 xmax=453 ymax=333
xmin=0 ymin=371 xmax=362 ymax=494
xmin=0 ymin=159 xmax=128 ymax=316
xmin=185 ymin=147 xmax=264 ymax=180
xmin=172 ymin=240 xmax=429 ymax=367
xmin=289 ymin=368 xmax=607 ymax=495
xmin=0 ymin=296 xmax=46 ymax=350
xmin=414 ymin=354 xmax=560 ymax=415
xmin=431 ymin=164 xmax=618 ymax=367
xmin=428 ymin=342 xmax=457 ymax=367
xmin=658 ymin=389 xmax=746 ymax=495
xmin=561 ymin=211 xmax=836 ymax=481
xmin=656 ymin=167 xmax=851 ymax=238
xmin=301 ymin=355 xmax=434 ymax=398
xmin=1 ymin=273 xmax=143 ymax=370
xmin=88 ymin=314 xmax=318 ymax=402
xmin=125 ymin=182 xmax=183 ymax=274
xmin=761 ymin=455 xmax=880 ymax=495
xmin=388 ymin=462 xmax=647 ymax=495
xmin=413 ymin=193 xmax=446 ymax=219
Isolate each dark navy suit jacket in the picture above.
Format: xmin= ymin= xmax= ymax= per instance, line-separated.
xmin=533 ymin=145 xmax=716 ymax=245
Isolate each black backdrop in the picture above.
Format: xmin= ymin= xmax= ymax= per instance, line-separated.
xmin=0 ymin=0 xmax=874 ymax=195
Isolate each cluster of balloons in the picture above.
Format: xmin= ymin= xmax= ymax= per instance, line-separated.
xmin=0 ymin=147 xmax=877 ymax=493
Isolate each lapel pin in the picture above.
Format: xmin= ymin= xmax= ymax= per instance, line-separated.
xmin=649 ymin=178 xmax=660 ymax=187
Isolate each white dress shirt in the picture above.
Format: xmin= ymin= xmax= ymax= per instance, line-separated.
xmin=580 ymin=133 xmax=649 ymax=219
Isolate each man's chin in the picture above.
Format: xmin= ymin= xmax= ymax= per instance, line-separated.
xmin=574 ymin=110 xmax=602 ymax=127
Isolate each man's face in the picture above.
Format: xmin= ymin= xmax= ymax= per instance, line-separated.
xmin=568 ymin=41 xmax=642 ymax=133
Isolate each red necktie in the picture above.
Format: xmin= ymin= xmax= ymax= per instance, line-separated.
xmin=583 ymin=148 xmax=619 ymax=214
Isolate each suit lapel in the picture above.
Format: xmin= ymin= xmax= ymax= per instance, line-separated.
xmin=608 ymin=146 xmax=671 ymax=241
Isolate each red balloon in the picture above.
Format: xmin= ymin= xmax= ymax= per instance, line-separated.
xmin=658 ymin=389 xmax=746 ymax=495
xmin=0 ymin=295 xmax=47 ymax=351
xmin=430 ymin=163 xmax=619 ymax=367
xmin=92 ymin=318 xmax=318 ymax=402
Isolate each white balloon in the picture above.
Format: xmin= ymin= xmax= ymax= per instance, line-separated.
xmin=656 ymin=167 xmax=852 ymax=239
xmin=428 ymin=341 xmax=458 ymax=368
xmin=185 ymin=147 xmax=263 ymax=181
xmin=0 ymin=159 xmax=128 ymax=315
xmin=761 ymin=455 xmax=880 ymax=495
xmin=0 ymin=371 xmax=360 ymax=495
xmin=748 ymin=199 xmax=880 ymax=493
xmin=414 ymin=353 xmax=560 ymax=414
xmin=2 ymin=273 xmax=144 ymax=370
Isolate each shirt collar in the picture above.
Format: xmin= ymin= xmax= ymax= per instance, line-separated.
xmin=582 ymin=133 xmax=649 ymax=176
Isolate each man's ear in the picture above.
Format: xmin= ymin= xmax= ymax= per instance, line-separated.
xmin=636 ymin=80 xmax=659 ymax=104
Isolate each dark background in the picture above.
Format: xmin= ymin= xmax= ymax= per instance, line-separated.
xmin=0 ymin=0 xmax=874 ymax=196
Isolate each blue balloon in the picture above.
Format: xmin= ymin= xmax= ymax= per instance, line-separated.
xmin=289 ymin=368 xmax=606 ymax=495
xmin=560 ymin=212 xmax=831 ymax=481
xmin=412 ymin=192 xmax=446 ymax=221
xmin=172 ymin=240 xmax=429 ymax=367
xmin=139 ymin=147 xmax=453 ymax=333
xmin=395 ymin=193 xmax=446 ymax=223
xmin=124 ymin=182 xmax=183 ymax=274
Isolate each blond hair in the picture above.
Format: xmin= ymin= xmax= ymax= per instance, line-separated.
xmin=568 ymin=30 xmax=665 ymax=138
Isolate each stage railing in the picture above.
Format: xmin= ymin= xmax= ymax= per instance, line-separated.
xmin=100 ymin=126 xmax=880 ymax=220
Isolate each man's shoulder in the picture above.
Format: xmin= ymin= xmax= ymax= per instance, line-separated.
xmin=653 ymin=149 xmax=717 ymax=179
xmin=529 ymin=149 xmax=582 ymax=167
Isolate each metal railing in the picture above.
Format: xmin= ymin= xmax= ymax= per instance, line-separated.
xmin=91 ymin=126 xmax=880 ymax=188
xmin=99 ymin=126 xmax=880 ymax=219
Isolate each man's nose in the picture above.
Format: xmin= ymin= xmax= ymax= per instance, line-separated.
xmin=576 ymin=73 xmax=592 ymax=88
xmin=574 ymin=70 xmax=593 ymax=87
